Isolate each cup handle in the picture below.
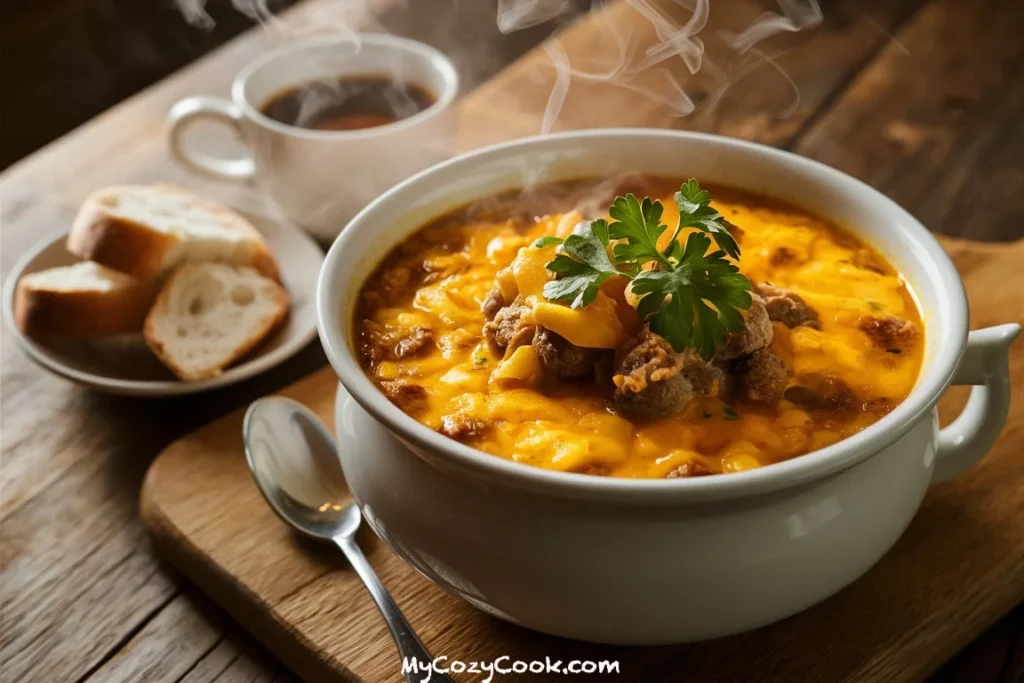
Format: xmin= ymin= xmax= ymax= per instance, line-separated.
xmin=168 ymin=96 xmax=256 ymax=181
xmin=932 ymin=323 xmax=1021 ymax=483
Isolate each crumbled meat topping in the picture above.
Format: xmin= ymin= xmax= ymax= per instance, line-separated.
xmin=394 ymin=327 xmax=434 ymax=359
xmin=482 ymin=296 xmax=535 ymax=358
xmin=719 ymin=294 xmax=773 ymax=360
xmin=440 ymin=415 xmax=488 ymax=441
xmin=612 ymin=330 xmax=723 ymax=419
xmin=360 ymin=321 xmax=436 ymax=364
xmin=379 ymin=380 xmax=428 ymax=412
xmin=614 ymin=330 xmax=682 ymax=395
xmin=533 ymin=326 xmax=597 ymax=379
xmin=755 ymin=283 xmax=821 ymax=329
xmin=666 ymin=461 xmax=713 ymax=478
xmin=858 ymin=314 xmax=916 ymax=351
xmin=480 ymin=282 xmax=506 ymax=320
xmin=784 ymin=373 xmax=855 ymax=412
xmin=736 ymin=349 xmax=787 ymax=406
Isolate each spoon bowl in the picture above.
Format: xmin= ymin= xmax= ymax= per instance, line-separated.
xmin=243 ymin=396 xmax=356 ymax=539
xmin=242 ymin=397 xmax=451 ymax=682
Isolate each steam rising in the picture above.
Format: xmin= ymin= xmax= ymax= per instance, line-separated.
xmin=176 ymin=0 xmax=277 ymax=31
xmin=721 ymin=0 xmax=822 ymax=53
xmin=173 ymin=0 xmax=825 ymax=136
xmin=170 ymin=0 xmax=827 ymax=227
xmin=495 ymin=0 xmax=824 ymax=133
xmin=497 ymin=0 xmax=576 ymax=33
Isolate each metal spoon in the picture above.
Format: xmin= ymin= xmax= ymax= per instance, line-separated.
xmin=243 ymin=397 xmax=452 ymax=683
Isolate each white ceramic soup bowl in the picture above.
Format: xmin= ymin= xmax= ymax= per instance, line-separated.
xmin=317 ymin=130 xmax=1019 ymax=645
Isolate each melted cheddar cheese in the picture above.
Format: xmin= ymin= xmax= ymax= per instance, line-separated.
xmin=355 ymin=180 xmax=924 ymax=478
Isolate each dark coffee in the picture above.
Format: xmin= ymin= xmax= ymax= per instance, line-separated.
xmin=260 ymin=75 xmax=436 ymax=132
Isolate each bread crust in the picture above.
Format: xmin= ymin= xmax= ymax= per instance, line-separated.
xmin=248 ymin=247 xmax=282 ymax=282
xmin=67 ymin=185 xmax=282 ymax=283
xmin=67 ymin=200 xmax=178 ymax=281
xmin=15 ymin=277 xmax=152 ymax=338
xmin=143 ymin=265 xmax=290 ymax=380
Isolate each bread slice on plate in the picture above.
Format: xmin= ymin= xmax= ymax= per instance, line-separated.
xmin=144 ymin=262 xmax=289 ymax=380
xmin=67 ymin=184 xmax=280 ymax=283
xmin=15 ymin=262 xmax=153 ymax=337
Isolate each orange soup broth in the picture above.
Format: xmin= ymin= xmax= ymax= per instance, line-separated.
xmin=355 ymin=182 xmax=924 ymax=478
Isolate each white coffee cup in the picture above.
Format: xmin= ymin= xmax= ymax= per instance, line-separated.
xmin=168 ymin=34 xmax=459 ymax=241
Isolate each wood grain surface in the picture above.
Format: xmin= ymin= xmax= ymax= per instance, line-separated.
xmin=2 ymin=0 xmax=1023 ymax=681
xmin=457 ymin=0 xmax=926 ymax=150
xmin=794 ymin=0 xmax=1024 ymax=241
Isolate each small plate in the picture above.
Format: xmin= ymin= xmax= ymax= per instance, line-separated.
xmin=2 ymin=212 xmax=324 ymax=397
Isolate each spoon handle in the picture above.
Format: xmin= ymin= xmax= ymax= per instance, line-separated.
xmin=333 ymin=534 xmax=455 ymax=683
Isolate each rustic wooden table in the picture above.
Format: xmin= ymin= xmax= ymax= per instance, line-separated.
xmin=2 ymin=0 xmax=1022 ymax=681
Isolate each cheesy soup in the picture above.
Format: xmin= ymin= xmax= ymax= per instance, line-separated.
xmin=355 ymin=176 xmax=924 ymax=478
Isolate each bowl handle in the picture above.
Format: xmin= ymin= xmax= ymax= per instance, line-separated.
xmin=932 ymin=323 xmax=1021 ymax=483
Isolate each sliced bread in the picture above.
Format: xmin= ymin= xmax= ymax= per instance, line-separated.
xmin=144 ymin=262 xmax=289 ymax=380
xmin=67 ymin=184 xmax=280 ymax=283
xmin=15 ymin=262 xmax=153 ymax=337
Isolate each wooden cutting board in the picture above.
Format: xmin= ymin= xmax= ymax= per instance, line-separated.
xmin=141 ymin=1 xmax=1024 ymax=681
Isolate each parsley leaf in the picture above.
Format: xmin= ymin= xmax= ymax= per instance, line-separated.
xmin=630 ymin=233 xmax=752 ymax=359
xmin=608 ymin=194 xmax=671 ymax=272
xmin=541 ymin=219 xmax=618 ymax=309
xmin=674 ymin=178 xmax=740 ymax=260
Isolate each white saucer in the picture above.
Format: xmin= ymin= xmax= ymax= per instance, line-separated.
xmin=2 ymin=212 xmax=324 ymax=397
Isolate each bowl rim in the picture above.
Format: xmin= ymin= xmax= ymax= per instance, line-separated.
xmin=316 ymin=129 xmax=969 ymax=503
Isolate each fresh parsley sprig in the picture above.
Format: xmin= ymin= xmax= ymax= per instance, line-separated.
xmin=532 ymin=179 xmax=752 ymax=360
xmin=630 ymin=232 xmax=751 ymax=359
